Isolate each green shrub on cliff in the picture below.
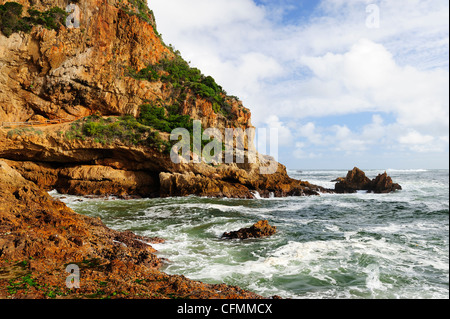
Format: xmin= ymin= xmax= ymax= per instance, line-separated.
xmin=136 ymin=104 xmax=224 ymax=158
xmin=159 ymin=58 xmax=224 ymax=101
xmin=160 ymin=57 xmax=203 ymax=85
xmin=0 ymin=2 xmax=30 ymax=37
xmin=81 ymin=115 xmax=148 ymax=145
xmin=127 ymin=56 xmax=234 ymax=119
xmin=27 ymin=7 xmax=67 ymax=31
xmin=6 ymin=127 xmax=43 ymax=138
xmin=0 ymin=2 xmax=67 ymax=37
xmin=66 ymin=115 xmax=171 ymax=153
xmin=126 ymin=64 xmax=160 ymax=82
xmin=137 ymin=103 xmax=193 ymax=134
xmin=159 ymin=57 xmax=235 ymax=118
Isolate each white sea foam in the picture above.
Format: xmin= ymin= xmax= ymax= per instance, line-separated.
xmin=251 ymin=191 xmax=262 ymax=199
xmin=264 ymin=240 xmax=347 ymax=267
xmin=48 ymin=190 xmax=122 ymax=206
xmin=48 ymin=189 xmax=59 ymax=196
xmin=48 ymin=169 xmax=449 ymax=299
xmin=310 ymin=180 xmax=336 ymax=189
xmin=386 ymin=169 xmax=428 ymax=173
xmin=365 ymin=264 xmax=386 ymax=292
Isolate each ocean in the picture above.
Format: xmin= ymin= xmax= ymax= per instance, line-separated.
xmin=51 ymin=169 xmax=449 ymax=299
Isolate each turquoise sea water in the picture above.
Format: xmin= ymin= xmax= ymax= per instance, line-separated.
xmin=51 ymin=169 xmax=449 ymax=299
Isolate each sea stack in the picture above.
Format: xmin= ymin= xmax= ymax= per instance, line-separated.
xmin=334 ymin=167 xmax=402 ymax=194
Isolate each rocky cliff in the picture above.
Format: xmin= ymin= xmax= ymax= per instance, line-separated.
xmin=0 ymin=0 xmax=325 ymax=199
xmin=0 ymin=0 xmax=251 ymax=126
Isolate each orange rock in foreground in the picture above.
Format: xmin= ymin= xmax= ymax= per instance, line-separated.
xmin=0 ymin=161 xmax=267 ymax=299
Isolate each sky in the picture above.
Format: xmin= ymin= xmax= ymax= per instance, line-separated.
xmin=149 ymin=0 xmax=449 ymax=169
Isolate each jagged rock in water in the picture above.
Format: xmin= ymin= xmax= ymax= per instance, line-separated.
xmin=222 ymin=220 xmax=277 ymax=239
xmin=335 ymin=167 xmax=372 ymax=193
xmin=334 ymin=167 xmax=401 ymax=194
xmin=370 ymin=172 xmax=402 ymax=193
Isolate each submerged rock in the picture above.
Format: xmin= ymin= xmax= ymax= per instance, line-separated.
xmin=222 ymin=220 xmax=277 ymax=239
xmin=334 ymin=167 xmax=402 ymax=194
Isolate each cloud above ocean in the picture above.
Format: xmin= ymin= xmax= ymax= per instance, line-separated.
xmin=150 ymin=0 xmax=449 ymax=169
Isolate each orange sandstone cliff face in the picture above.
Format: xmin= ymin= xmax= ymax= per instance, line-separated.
xmin=0 ymin=0 xmax=325 ymax=199
xmin=1 ymin=0 xmax=172 ymax=121
xmin=0 ymin=0 xmax=169 ymax=121
xmin=0 ymin=0 xmax=251 ymax=128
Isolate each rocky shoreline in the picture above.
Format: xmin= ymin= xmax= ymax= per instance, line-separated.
xmin=0 ymin=160 xmax=270 ymax=299
xmin=0 ymin=160 xmax=401 ymax=299
xmin=0 ymin=160 xmax=400 ymax=295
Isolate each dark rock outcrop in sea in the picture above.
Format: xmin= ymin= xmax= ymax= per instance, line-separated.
xmin=222 ymin=220 xmax=277 ymax=239
xmin=370 ymin=171 xmax=403 ymax=193
xmin=334 ymin=167 xmax=402 ymax=194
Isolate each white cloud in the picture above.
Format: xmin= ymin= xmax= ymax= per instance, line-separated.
xmin=361 ymin=114 xmax=386 ymax=142
xmin=149 ymin=0 xmax=449 ymax=167
xmin=398 ymin=131 xmax=434 ymax=145
xmin=397 ymin=130 xmax=448 ymax=153
xmin=297 ymin=122 xmax=323 ymax=145
xmin=151 ymin=0 xmax=265 ymax=31
xmin=298 ymin=39 xmax=449 ymax=133
xmin=261 ymin=115 xmax=293 ymax=146
xmin=293 ymin=142 xmax=321 ymax=160
xmin=327 ymin=125 xmax=366 ymax=153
